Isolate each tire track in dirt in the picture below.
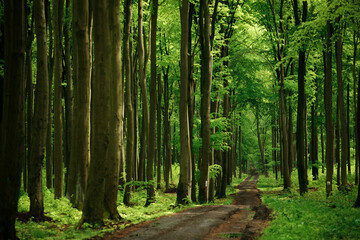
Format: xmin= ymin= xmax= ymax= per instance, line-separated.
xmin=98 ymin=175 xmax=271 ymax=240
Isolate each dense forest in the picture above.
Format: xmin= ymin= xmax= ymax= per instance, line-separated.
xmin=1 ymin=0 xmax=360 ymax=239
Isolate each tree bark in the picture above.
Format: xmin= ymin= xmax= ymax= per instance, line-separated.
xmin=198 ymin=0 xmax=212 ymax=204
xmin=29 ymin=0 xmax=49 ymax=220
xmin=294 ymin=0 xmax=308 ymax=195
xmin=0 ymin=0 xmax=25 ymax=237
xmin=177 ymin=0 xmax=192 ymax=204
xmin=104 ymin=0 xmax=122 ymax=220
xmin=324 ymin=18 xmax=334 ymax=196
xmin=81 ymin=0 xmax=111 ymax=225
xmin=123 ymin=0 xmax=134 ymax=206
xmin=63 ymin=0 xmax=72 ymax=196
xmin=67 ymin=0 xmax=91 ymax=209
xmin=157 ymin=73 xmax=162 ymax=189
xmin=53 ymin=0 xmax=64 ymax=199
xmin=335 ymin=17 xmax=348 ymax=187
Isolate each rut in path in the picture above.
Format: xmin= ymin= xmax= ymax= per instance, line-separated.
xmin=98 ymin=175 xmax=272 ymax=240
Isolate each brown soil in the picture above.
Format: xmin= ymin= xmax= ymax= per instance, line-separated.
xmin=96 ymin=175 xmax=272 ymax=240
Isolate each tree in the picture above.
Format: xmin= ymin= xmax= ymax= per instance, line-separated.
xmin=67 ymin=0 xmax=91 ymax=209
xmin=104 ymin=0 xmax=122 ymax=220
xmin=28 ymin=0 xmax=49 ymax=220
xmin=123 ymin=0 xmax=134 ymax=207
xmin=53 ymin=0 xmax=64 ymax=199
xmin=146 ymin=0 xmax=158 ymax=206
xmin=177 ymin=0 xmax=192 ymax=204
xmin=294 ymin=0 xmax=308 ymax=195
xmin=81 ymin=0 xmax=111 ymax=225
xmin=198 ymin=0 xmax=213 ymax=204
xmin=335 ymin=15 xmax=348 ymax=188
xmin=0 ymin=0 xmax=25 ymax=238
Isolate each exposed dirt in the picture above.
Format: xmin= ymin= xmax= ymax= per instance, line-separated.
xmin=97 ymin=175 xmax=272 ymax=240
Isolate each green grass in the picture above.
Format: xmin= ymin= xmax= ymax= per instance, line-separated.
xmin=15 ymin=167 xmax=248 ymax=239
xmin=259 ymin=170 xmax=360 ymax=240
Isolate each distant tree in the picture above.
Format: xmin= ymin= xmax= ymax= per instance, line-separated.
xmin=0 ymin=0 xmax=26 ymax=238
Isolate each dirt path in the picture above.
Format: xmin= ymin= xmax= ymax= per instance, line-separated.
xmin=99 ymin=175 xmax=271 ymax=240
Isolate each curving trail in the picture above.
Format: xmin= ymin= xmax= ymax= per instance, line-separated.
xmin=99 ymin=175 xmax=271 ymax=240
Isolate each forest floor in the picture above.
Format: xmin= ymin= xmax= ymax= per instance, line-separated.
xmin=95 ymin=175 xmax=272 ymax=240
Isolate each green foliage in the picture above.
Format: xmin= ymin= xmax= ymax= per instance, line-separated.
xmin=209 ymin=164 xmax=222 ymax=179
xmin=259 ymin=171 xmax=360 ymax=240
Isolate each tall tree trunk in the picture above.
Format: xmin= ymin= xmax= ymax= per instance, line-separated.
xmin=353 ymin=31 xmax=359 ymax=185
xmin=63 ymin=0 xmax=72 ymax=196
xmin=24 ymin=5 xmax=34 ymax=193
xmin=123 ymin=0 xmax=134 ymax=206
xmin=188 ymin=2 xmax=196 ymax=203
xmin=138 ymin=0 xmax=148 ymax=183
xmin=335 ymin=17 xmax=348 ymax=187
xmin=0 ymin=0 xmax=26 ymax=237
xmin=177 ymin=0 xmax=192 ymax=204
xmin=256 ymin=114 xmax=267 ymax=174
xmin=163 ymin=67 xmax=171 ymax=191
xmin=311 ymin=96 xmax=319 ymax=180
xmin=104 ymin=0 xmax=122 ymax=220
xmin=29 ymin=0 xmax=49 ymax=220
xmin=53 ymin=0 xmax=64 ymax=199
xmin=354 ymin=48 xmax=360 ymax=207
xmin=294 ymin=0 xmax=308 ymax=195
xmin=324 ymin=18 xmax=334 ymax=196
xmin=146 ymin=0 xmax=159 ymax=205
xmin=67 ymin=0 xmax=91 ymax=209
xmin=239 ymin=125 xmax=242 ymax=179
xmin=45 ymin=0 xmax=53 ymax=191
xmin=198 ymin=0 xmax=212 ymax=203
xmin=157 ymin=74 xmax=162 ymax=189
xmin=336 ymin=96 xmax=341 ymax=186
xmin=81 ymin=0 xmax=111 ymax=225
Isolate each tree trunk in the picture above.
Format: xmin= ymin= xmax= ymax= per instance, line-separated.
xmin=177 ymin=0 xmax=192 ymax=204
xmin=81 ymin=0 xmax=111 ymax=225
xmin=256 ymin=114 xmax=267 ymax=174
xmin=324 ymin=18 xmax=334 ymax=196
xmin=0 ymin=0 xmax=25 ymax=237
xmin=311 ymin=98 xmax=319 ymax=180
xmin=29 ymin=0 xmax=49 ymax=220
xmin=123 ymin=0 xmax=134 ymax=206
xmin=239 ymin=125 xmax=242 ymax=179
xmin=138 ymin=0 xmax=148 ymax=183
xmin=157 ymin=73 xmax=162 ymax=189
xmin=294 ymin=0 xmax=308 ymax=195
xmin=198 ymin=0 xmax=212 ymax=204
xmin=163 ymin=67 xmax=171 ymax=191
xmin=104 ymin=0 xmax=122 ymax=221
xmin=335 ymin=18 xmax=348 ymax=187
xmin=63 ymin=0 xmax=72 ymax=196
xmin=353 ymin=31 xmax=359 ymax=185
xmin=146 ymin=0 xmax=158 ymax=206
xmin=354 ymin=45 xmax=360 ymax=207
xmin=67 ymin=0 xmax=91 ymax=209
xmin=53 ymin=0 xmax=64 ymax=199
xmin=45 ymin=0 xmax=53 ymax=191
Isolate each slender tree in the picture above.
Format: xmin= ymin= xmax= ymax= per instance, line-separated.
xmin=177 ymin=0 xmax=192 ymax=204
xmin=28 ymin=0 xmax=49 ymax=220
xmin=146 ymin=0 xmax=158 ymax=205
xmin=53 ymin=0 xmax=64 ymax=199
xmin=123 ymin=0 xmax=134 ymax=206
xmin=294 ymin=0 xmax=308 ymax=195
xmin=0 ymin=0 xmax=26 ymax=238
xmin=198 ymin=0 xmax=213 ymax=203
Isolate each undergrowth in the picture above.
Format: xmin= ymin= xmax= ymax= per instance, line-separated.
xmin=15 ymin=167 xmax=248 ymax=239
xmin=259 ymin=170 xmax=360 ymax=240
